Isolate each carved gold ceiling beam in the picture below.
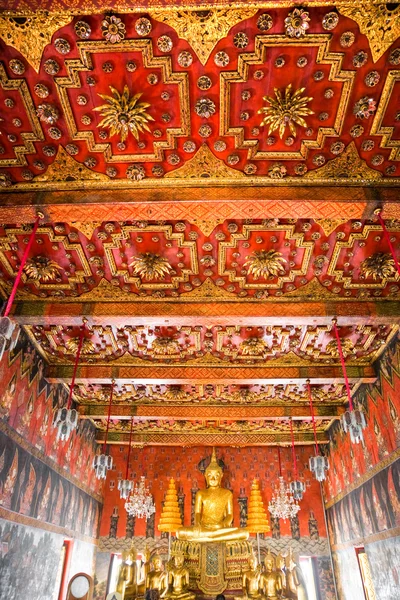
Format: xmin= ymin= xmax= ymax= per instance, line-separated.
xmin=13 ymin=300 xmax=400 ymax=325
xmin=94 ymin=431 xmax=329 ymax=446
xmin=79 ymin=404 xmax=343 ymax=419
xmin=47 ymin=363 xmax=376 ymax=384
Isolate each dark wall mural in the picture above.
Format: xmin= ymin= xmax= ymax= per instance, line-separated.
xmin=0 ymin=429 xmax=101 ymax=538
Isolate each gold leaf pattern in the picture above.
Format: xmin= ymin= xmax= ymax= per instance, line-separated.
xmin=164 ymin=144 xmax=245 ymax=180
xmin=304 ymin=142 xmax=382 ymax=181
xmin=34 ymin=146 xmax=110 ymax=183
xmin=0 ymin=14 xmax=73 ymax=73
xmin=338 ymin=3 xmax=400 ymax=63
xmin=150 ymin=8 xmax=257 ymax=65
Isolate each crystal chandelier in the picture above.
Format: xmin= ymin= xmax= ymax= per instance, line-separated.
xmin=53 ymin=320 xmax=86 ymax=442
xmin=93 ymin=381 xmax=114 ymax=479
xmin=289 ymin=419 xmax=306 ymax=501
xmin=268 ymin=447 xmax=300 ymax=521
xmin=118 ymin=416 xmax=134 ymax=499
xmin=307 ymin=380 xmax=329 ymax=481
xmin=333 ymin=319 xmax=367 ymax=445
xmin=269 ymin=476 xmax=300 ymax=521
xmin=125 ymin=476 xmax=156 ymax=520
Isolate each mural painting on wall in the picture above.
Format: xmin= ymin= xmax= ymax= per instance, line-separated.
xmin=0 ymin=430 xmax=101 ymax=538
xmin=100 ymin=445 xmax=326 ymax=541
xmin=0 ymin=328 xmax=102 ymax=494
xmin=325 ymin=335 xmax=400 ymax=502
xmin=365 ymin=536 xmax=400 ymax=599
xmin=327 ymin=459 xmax=400 ymax=547
xmin=0 ymin=519 xmax=63 ymax=600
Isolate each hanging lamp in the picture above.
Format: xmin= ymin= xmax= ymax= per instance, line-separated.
xmin=307 ymin=380 xmax=329 ymax=481
xmin=288 ymin=419 xmax=306 ymax=500
xmin=333 ymin=319 xmax=367 ymax=444
xmin=118 ymin=416 xmax=134 ymax=499
xmin=93 ymin=380 xmax=114 ymax=479
xmin=125 ymin=448 xmax=155 ymax=520
xmin=268 ymin=446 xmax=300 ymax=521
xmin=0 ymin=214 xmax=43 ymax=360
xmin=53 ymin=320 xmax=86 ymax=441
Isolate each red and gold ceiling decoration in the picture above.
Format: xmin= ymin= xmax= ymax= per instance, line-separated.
xmin=0 ymin=5 xmax=400 ymax=188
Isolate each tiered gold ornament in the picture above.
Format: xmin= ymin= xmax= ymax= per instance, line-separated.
xmin=158 ymin=478 xmax=183 ymax=557
xmin=246 ymin=479 xmax=270 ymax=562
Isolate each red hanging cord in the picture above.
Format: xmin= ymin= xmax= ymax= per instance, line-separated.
xmin=277 ymin=445 xmax=282 ymax=477
xmin=125 ymin=416 xmax=134 ymax=480
xmin=289 ymin=419 xmax=298 ymax=479
xmin=66 ymin=323 xmax=86 ymax=410
xmin=332 ymin=320 xmax=353 ymax=411
xmin=4 ymin=215 xmax=41 ymax=317
xmin=376 ymin=210 xmax=400 ymax=277
xmin=103 ymin=380 xmax=114 ymax=455
xmin=307 ymin=380 xmax=320 ymax=455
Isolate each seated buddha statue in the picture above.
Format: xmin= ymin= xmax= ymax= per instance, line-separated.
xmin=176 ymin=448 xmax=249 ymax=542
xmin=116 ymin=547 xmax=138 ymax=600
xmin=165 ymin=553 xmax=195 ymax=600
xmin=259 ymin=551 xmax=283 ymax=600
xmin=146 ymin=555 xmax=168 ymax=598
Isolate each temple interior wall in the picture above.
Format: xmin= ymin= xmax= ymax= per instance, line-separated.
xmin=325 ymin=334 xmax=400 ymax=600
xmin=0 ymin=328 xmax=102 ymax=600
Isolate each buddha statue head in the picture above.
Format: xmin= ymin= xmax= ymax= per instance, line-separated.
xmin=152 ymin=554 xmax=163 ymax=571
xmin=173 ymin=552 xmax=185 ymax=568
xmin=264 ymin=550 xmax=276 ymax=573
xmin=205 ymin=448 xmax=223 ymax=488
xmin=248 ymin=554 xmax=258 ymax=570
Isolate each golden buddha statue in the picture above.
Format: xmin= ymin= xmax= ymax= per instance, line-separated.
xmin=146 ymin=555 xmax=168 ymax=598
xmin=117 ymin=547 xmax=138 ymax=600
xmin=165 ymin=553 xmax=195 ymax=600
xmin=242 ymin=554 xmax=262 ymax=600
xmin=176 ymin=448 xmax=249 ymax=543
xmin=259 ymin=551 xmax=283 ymax=600
xmin=285 ymin=549 xmax=308 ymax=600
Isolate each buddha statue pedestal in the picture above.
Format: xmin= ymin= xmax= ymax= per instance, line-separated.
xmin=172 ymin=539 xmax=254 ymax=596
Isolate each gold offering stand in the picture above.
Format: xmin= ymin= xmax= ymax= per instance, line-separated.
xmin=172 ymin=539 xmax=254 ymax=597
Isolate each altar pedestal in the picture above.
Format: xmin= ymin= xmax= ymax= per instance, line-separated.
xmin=171 ymin=539 xmax=253 ymax=596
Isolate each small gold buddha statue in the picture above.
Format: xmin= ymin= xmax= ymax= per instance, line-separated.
xmin=285 ymin=549 xmax=308 ymax=600
xmin=176 ymin=448 xmax=249 ymax=543
xmin=116 ymin=547 xmax=138 ymax=600
xmin=259 ymin=551 xmax=283 ymax=600
xmin=165 ymin=553 xmax=195 ymax=600
xmin=242 ymin=554 xmax=262 ymax=600
xmin=146 ymin=555 xmax=168 ymax=598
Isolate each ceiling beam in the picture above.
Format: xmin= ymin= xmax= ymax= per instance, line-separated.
xmin=47 ymin=364 xmax=376 ymax=383
xmin=79 ymin=404 xmax=343 ymax=419
xmin=12 ymin=300 xmax=400 ymax=326
xmin=95 ymin=431 xmax=329 ymax=446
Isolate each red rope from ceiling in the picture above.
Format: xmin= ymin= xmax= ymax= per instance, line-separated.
xmin=125 ymin=416 xmax=134 ymax=480
xmin=103 ymin=381 xmax=114 ymax=455
xmin=66 ymin=324 xmax=85 ymax=410
xmin=307 ymin=380 xmax=320 ymax=455
xmin=333 ymin=321 xmax=354 ymax=411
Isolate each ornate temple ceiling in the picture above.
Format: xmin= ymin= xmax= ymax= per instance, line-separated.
xmin=1 ymin=2 xmax=400 ymax=446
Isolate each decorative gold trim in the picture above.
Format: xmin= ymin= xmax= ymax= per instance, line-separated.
xmin=370 ymin=70 xmax=400 ymax=161
xmin=34 ymin=146 xmax=110 ymax=183
xmin=0 ymin=63 xmax=44 ymax=167
xmin=315 ymin=219 xmax=348 ymax=237
xmin=220 ymin=34 xmax=355 ymax=160
xmin=55 ymin=39 xmax=190 ymax=164
xmin=325 ymin=447 xmax=400 ymax=508
xmin=0 ymin=13 xmax=73 ymax=73
xmin=304 ymin=142 xmax=382 ymax=180
xmin=164 ymin=144 xmax=245 ymax=179
xmin=151 ymin=8 xmax=258 ymax=65
xmin=338 ymin=3 xmax=400 ymax=63
xmin=72 ymin=222 xmax=102 ymax=239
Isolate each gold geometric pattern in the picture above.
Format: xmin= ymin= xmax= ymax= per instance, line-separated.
xmin=55 ymin=39 xmax=190 ymax=163
xmin=0 ymin=14 xmax=73 ymax=72
xmin=34 ymin=147 xmax=110 ymax=183
xmin=338 ymin=3 xmax=400 ymax=63
xmin=304 ymin=143 xmax=382 ymax=181
xmin=150 ymin=8 xmax=258 ymax=65
xmin=370 ymin=71 xmax=400 ymax=161
xmin=220 ymin=34 xmax=355 ymax=160
xmin=164 ymin=144 xmax=245 ymax=180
